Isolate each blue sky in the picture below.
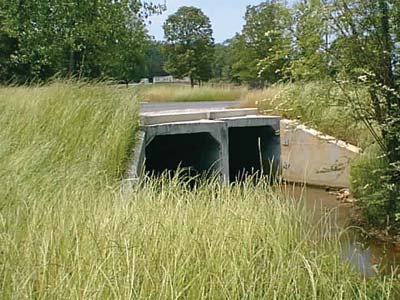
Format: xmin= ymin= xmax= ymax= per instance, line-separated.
xmin=148 ymin=0 xmax=294 ymax=43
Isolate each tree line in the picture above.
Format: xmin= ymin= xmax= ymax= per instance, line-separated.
xmin=213 ymin=0 xmax=333 ymax=86
xmin=0 ymin=0 xmax=167 ymax=83
xmin=1 ymin=0 xmax=399 ymax=89
xmin=0 ymin=0 xmax=338 ymax=86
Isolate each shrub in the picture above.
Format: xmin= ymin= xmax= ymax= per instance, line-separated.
xmin=350 ymin=145 xmax=391 ymax=227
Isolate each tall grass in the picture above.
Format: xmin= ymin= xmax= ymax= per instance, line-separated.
xmin=0 ymin=83 xmax=397 ymax=299
xmin=136 ymin=84 xmax=246 ymax=102
xmin=240 ymin=82 xmax=372 ymax=147
xmin=1 ymin=176 xmax=397 ymax=299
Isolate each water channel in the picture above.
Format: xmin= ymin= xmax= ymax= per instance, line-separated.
xmin=283 ymin=184 xmax=400 ymax=277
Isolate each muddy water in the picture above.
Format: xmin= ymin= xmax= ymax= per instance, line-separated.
xmin=280 ymin=184 xmax=400 ymax=276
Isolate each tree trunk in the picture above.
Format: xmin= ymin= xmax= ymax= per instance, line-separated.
xmin=69 ymin=49 xmax=75 ymax=76
xmin=378 ymin=0 xmax=400 ymax=216
xmin=190 ymin=76 xmax=194 ymax=88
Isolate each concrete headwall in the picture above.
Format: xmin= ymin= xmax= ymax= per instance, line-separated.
xmin=133 ymin=110 xmax=281 ymax=182
xmin=280 ymin=119 xmax=361 ymax=188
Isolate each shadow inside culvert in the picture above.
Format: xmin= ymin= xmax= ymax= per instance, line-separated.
xmin=145 ymin=132 xmax=221 ymax=180
xmin=228 ymin=125 xmax=279 ymax=183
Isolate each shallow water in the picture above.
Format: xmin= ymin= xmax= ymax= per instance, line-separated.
xmin=280 ymin=184 xmax=400 ymax=276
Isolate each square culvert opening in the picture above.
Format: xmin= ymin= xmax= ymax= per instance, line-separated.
xmin=145 ymin=132 xmax=221 ymax=178
xmin=229 ymin=126 xmax=278 ymax=182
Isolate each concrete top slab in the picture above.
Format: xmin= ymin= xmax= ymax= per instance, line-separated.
xmin=140 ymin=108 xmax=258 ymax=126
xmin=220 ymin=115 xmax=280 ymax=120
xmin=220 ymin=115 xmax=281 ymax=131
xmin=141 ymin=107 xmax=229 ymax=116
xmin=144 ymin=119 xmax=223 ymax=127
xmin=144 ymin=119 xmax=228 ymax=146
xmin=146 ymin=120 xmax=226 ymax=135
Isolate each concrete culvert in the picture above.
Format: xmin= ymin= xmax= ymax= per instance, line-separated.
xmin=228 ymin=126 xmax=278 ymax=182
xmin=145 ymin=132 xmax=221 ymax=178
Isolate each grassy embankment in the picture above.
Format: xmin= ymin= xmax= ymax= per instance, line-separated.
xmin=240 ymin=82 xmax=372 ymax=148
xmin=0 ymin=83 xmax=397 ymax=299
xmin=136 ymin=83 xmax=246 ymax=102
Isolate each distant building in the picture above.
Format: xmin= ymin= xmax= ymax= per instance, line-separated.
xmin=153 ymin=75 xmax=173 ymax=84
xmin=139 ymin=78 xmax=150 ymax=84
xmin=153 ymin=76 xmax=191 ymax=84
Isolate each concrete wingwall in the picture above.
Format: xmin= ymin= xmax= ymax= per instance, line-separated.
xmin=280 ymin=119 xmax=361 ymax=188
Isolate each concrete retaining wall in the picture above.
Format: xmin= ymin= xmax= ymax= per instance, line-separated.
xmin=122 ymin=131 xmax=146 ymax=193
xmin=280 ymin=119 xmax=361 ymax=188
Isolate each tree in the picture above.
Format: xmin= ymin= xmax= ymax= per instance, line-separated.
xmin=211 ymin=40 xmax=234 ymax=82
xmin=287 ymin=0 xmax=330 ymax=81
xmin=231 ymin=1 xmax=292 ymax=87
xmin=0 ymin=0 xmax=164 ymax=83
xmin=0 ymin=9 xmax=19 ymax=82
xmin=102 ymin=11 xmax=150 ymax=84
xmin=163 ymin=6 xmax=214 ymax=87
xmin=230 ymin=33 xmax=259 ymax=85
xmin=143 ymin=40 xmax=168 ymax=80
xmin=325 ymin=0 xmax=400 ymax=227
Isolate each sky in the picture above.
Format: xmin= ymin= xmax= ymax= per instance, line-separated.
xmin=148 ymin=0 xmax=294 ymax=43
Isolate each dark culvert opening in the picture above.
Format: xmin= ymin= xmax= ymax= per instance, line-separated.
xmin=145 ymin=132 xmax=221 ymax=179
xmin=229 ymin=126 xmax=277 ymax=182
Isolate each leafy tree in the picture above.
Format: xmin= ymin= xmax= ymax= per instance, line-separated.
xmin=163 ymin=6 xmax=214 ymax=87
xmin=287 ymin=0 xmax=330 ymax=81
xmin=102 ymin=12 xmax=150 ymax=84
xmin=211 ymin=41 xmax=234 ymax=82
xmin=230 ymin=33 xmax=259 ymax=85
xmin=231 ymin=1 xmax=291 ymax=86
xmin=0 ymin=0 xmax=163 ymax=82
xmin=0 ymin=10 xmax=19 ymax=82
xmin=326 ymin=0 xmax=400 ymax=228
xmin=143 ymin=40 xmax=168 ymax=80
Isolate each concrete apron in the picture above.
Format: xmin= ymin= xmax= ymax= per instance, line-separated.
xmin=127 ymin=109 xmax=361 ymax=188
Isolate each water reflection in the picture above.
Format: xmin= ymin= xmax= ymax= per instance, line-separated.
xmin=342 ymin=239 xmax=378 ymax=276
xmin=278 ymin=183 xmax=400 ymax=276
